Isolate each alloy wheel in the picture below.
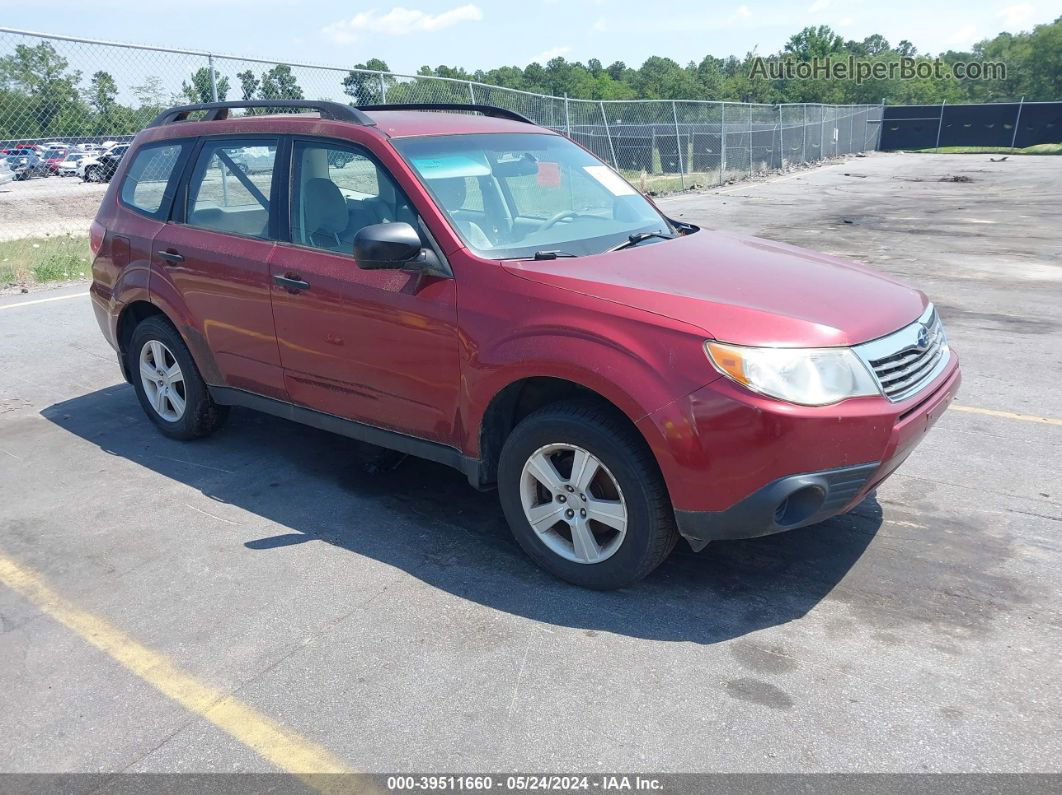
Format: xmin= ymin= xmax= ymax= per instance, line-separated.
xmin=139 ymin=340 xmax=186 ymax=422
xmin=519 ymin=443 xmax=628 ymax=564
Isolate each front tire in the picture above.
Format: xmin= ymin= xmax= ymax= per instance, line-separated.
xmin=85 ymin=166 xmax=102 ymax=183
xmin=498 ymin=401 xmax=678 ymax=589
xmin=128 ymin=316 xmax=228 ymax=440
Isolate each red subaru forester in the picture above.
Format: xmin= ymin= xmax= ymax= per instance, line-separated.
xmin=89 ymin=100 xmax=960 ymax=589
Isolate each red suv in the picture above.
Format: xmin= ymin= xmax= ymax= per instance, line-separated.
xmin=89 ymin=100 xmax=960 ymax=589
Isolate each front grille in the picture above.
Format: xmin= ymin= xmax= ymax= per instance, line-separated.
xmin=855 ymin=305 xmax=950 ymax=403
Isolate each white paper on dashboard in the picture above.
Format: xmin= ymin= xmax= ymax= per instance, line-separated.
xmin=583 ymin=165 xmax=637 ymax=196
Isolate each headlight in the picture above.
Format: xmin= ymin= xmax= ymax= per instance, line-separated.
xmin=705 ymin=341 xmax=881 ymax=406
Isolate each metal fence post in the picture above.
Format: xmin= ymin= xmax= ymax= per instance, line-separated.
xmin=719 ymin=103 xmax=726 ymax=184
xmin=1010 ymin=96 xmax=1025 ymax=150
xmin=564 ymin=93 xmax=571 ymax=136
xmin=747 ymin=108 xmax=753 ymax=178
xmin=878 ymin=99 xmax=886 ymax=150
xmin=777 ymin=103 xmax=783 ymax=167
xmin=934 ymin=100 xmax=946 ymax=149
xmin=820 ymin=106 xmax=826 ymax=162
xmin=672 ymin=100 xmax=685 ymax=189
xmin=379 ymin=73 xmax=387 ymax=103
xmin=599 ymin=101 xmax=619 ymax=170
xmin=467 ymin=81 xmax=476 ymax=104
xmin=208 ymin=53 xmax=218 ymax=102
xmin=801 ymin=103 xmax=807 ymax=163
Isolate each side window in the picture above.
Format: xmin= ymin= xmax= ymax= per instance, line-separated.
xmin=186 ymin=139 xmax=278 ymax=239
xmin=119 ymin=143 xmax=184 ymax=218
xmin=291 ymin=141 xmax=414 ymax=254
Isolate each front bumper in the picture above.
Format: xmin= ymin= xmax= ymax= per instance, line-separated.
xmin=640 ymin=353 xmax=961 ymax=547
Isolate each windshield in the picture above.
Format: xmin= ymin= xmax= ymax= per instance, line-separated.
xmin=392 ymin=133 xmax=671 ymax=259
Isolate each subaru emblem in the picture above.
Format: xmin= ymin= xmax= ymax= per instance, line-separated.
xmin=916 ymin=324 xmax=930 ymax=349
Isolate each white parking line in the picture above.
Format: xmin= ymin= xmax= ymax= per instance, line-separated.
xmin=0 ymin=292 xmax=88 ymax=311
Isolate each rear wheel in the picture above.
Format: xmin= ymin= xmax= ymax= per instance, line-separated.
xmin=498 ymin=401 xmax=678 ymax=589
xmin=128 ymin=316 xmax=228 ymax=440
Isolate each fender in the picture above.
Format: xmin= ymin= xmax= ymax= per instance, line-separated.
xmin=461 ymin=317 xmax=719 ymax=459
xmin=146 ymin=270 xmax=225 ymax=386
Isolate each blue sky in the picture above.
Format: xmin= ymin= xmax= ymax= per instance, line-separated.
xmin=1 ymin=0 xmax=1056 ymax=74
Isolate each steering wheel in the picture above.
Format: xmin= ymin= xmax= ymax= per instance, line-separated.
xmin=535 ymin=210 xmax=577 ymax=232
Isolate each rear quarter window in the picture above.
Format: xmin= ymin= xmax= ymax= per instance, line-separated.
xmin=119 ymin=143 xmax=186 ymax=218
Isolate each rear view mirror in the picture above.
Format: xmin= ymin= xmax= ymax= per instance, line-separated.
xmin=492 ymin=153 xmax=539 ymax=178
xmin=354 ymin=222 xmax=422 ymax=270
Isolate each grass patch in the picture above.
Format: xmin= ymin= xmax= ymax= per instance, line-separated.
xmin=0 ymin=235 xmax=92 ymax=287
xmin=914 ymin=143 xmax=1062 ymax=155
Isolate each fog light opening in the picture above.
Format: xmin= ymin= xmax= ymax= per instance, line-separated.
xmin=774 ymin=486 xmax=825 ymax=527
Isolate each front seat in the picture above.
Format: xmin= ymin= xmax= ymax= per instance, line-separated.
xmin=429 ymin=177 xmax=493 ymax=249
xmin=300 ymin=178 xmax=350 ymax=251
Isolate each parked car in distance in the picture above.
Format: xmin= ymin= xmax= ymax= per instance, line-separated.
xmin=89 ymin=100 xmax=961 ymax=589
xmin=42 ymin=147 xmax=70 ymax=174
xmin=82 ymin=144 xmax=128 ymax=182
xmin=0 ymin=159 xmax=13 ymax=187
xmin=58 ymin=152 xmax=88 ymax=176
xmin=4 ymin=152 xmax=50 ymax=180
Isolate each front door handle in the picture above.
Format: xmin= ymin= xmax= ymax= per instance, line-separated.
xmin=274 ymin=274 xmax=311 ymax=292
xmin=158 ymin=250 xmax=184 ymax=264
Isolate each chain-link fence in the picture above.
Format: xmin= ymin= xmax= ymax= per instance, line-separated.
xmin=0 ymin=27 xmax=883 ymax=248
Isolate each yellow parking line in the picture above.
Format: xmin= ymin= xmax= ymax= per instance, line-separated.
xmin=0 ymin=553 xmax=355 ymax=784
xmin=0 ymin=292 xmax=88 ymax=310
xmin=952 ymin=404 xmax=1062 ymax=427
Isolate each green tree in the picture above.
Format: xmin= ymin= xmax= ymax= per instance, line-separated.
xmin=236 ymin=69 xmax=260 ymax=101
xmin=784 ymin=26 xmax=845 ymax=60
xmin=0 ymin=42 xmax=82 ymax=134
xmin=343 ymin=58 xmax=390 ymax=105
xmin=181 ymin=67 xmax=229 ymax=103
xmin=260 ymin=64 xmax=303 ymax=100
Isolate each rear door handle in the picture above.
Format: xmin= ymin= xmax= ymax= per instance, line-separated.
xmin=274 ymin=274 xmax=311 ymax=292
xmin=158 ymin=250 xmax=184 ymax=264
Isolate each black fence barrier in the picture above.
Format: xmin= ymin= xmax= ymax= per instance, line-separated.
xmin=880 ymin=101 xmax=1061 ymax=150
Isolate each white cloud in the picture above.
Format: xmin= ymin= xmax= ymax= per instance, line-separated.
xmin=322 ymin=4 xmax=483 ymax=43
xmin=998 ymin=3 xmax=1036 ymax=29
xmin=736 ymin=5 xmax=751 ymax=17
xmin=527 ymin=46 xmax=572 ymax=65
xmin=591 ymin=17 xmax=608 ymax=33
xmin=808 ymin=0 xmax=832 ymax=12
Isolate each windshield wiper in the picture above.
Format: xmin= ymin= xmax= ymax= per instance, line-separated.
xmin=501 ymin=250 xmax=579 ymax=261
xmin=605 ymin=231 xmax=675 ymax=252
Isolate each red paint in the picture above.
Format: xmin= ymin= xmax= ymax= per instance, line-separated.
xmin=92 ymin=109 xmax=959 ymax=517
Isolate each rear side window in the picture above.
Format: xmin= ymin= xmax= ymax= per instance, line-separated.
xmin=119 ymin=143 xmax=185 ymax=218
xmin=186 ymin=139 xmax=278 ymax=240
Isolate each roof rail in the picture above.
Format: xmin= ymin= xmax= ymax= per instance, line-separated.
xmin=147 ymin=100 xmax=376 ymax=128
xmin=358 ymin=103 xmax=534 ymax=125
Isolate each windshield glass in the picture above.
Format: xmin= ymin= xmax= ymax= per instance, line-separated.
xmin=392 ymin=133 xmax=671 ymax=259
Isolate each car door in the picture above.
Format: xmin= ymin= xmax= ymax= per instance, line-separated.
xmin=151 ymin=136 xmax=285 ymax=399
xmin=268 ymin=136 xmax=461 ymax=445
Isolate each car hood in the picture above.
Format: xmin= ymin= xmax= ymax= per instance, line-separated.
xmin=501 ymin=229 xmax=927 ymax=347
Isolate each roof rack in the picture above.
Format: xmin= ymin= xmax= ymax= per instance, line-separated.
xmin=358 ymin=103 xmax=534 ymax=125
xmin=147 ymin=100 xmax=376 ymax=128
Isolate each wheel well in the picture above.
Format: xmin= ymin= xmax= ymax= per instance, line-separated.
xmin=115 ymin=301 xmax=168 ymax=380
xmin=477 ymin=377 xmax=634 ymax=486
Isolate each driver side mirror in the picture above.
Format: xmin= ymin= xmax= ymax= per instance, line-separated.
xmin=353 ymin=222 xmax=451 ymax=278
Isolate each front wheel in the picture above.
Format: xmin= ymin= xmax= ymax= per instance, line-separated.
xmin=497 ymin=401 xmax=678 ymax=589
xmin=84 ymin=166 xmax=102 ymax=183
xmin=128 ymin=316 xmax=228 ymax=440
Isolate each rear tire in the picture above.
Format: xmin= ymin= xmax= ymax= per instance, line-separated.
xmin=128 ymin=316 xmax=228 ymax=441
xmin=497 ymin=400 xmax=678 ymax=589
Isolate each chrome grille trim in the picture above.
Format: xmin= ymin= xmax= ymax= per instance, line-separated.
xmin=854 ymin=304 xmax=951 ymax=403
